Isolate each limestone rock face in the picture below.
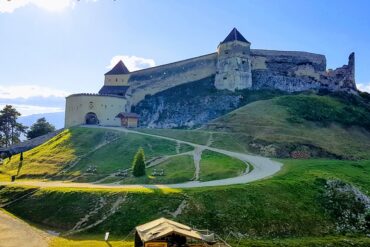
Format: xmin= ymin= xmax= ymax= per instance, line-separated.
xmin=134 ymin=77 xmax=243 ymax=128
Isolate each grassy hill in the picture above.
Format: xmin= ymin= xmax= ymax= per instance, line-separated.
xmin=1 ymin=158 xmax=370 ymax=246
xmin=1 ymin=92 xmax=370 ymax=246
xmin=0 ymin=127 xmax=245 ymax=184
xmin=203 ymin=93 xmax=370 ymax=159
xmin=139 ymin=92 xmax=370 ymax=160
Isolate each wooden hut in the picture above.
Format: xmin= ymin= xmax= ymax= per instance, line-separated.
xmin=116 ymin=112 xmax=139 ymax=128
xmin=134 ymin=218 xmax=216 ymax=247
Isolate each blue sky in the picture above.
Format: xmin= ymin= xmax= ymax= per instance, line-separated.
xmin=0 ymin=0 xmax=369 ymax=116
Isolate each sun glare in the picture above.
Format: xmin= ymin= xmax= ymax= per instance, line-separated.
xmin=0 ymin=0 xmax=75 ymax=13
xmin=33 ymin=0 xmax=74 ymax=12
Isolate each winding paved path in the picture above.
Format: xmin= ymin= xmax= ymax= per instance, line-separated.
xmin=0 ymin=126 xmax=282 ymax=189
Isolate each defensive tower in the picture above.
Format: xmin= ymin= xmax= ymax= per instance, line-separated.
xmin=215 ymin=28 xmax=252 ymax=91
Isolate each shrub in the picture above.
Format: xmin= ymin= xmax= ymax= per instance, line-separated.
xmin=321 ymin=179 xmax=370 ymax=233
xmin=132 ymin=147 xmax=146 ymax=177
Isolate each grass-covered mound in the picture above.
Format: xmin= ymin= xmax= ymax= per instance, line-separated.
xmin=0 ymin=127 xmax=194 ymax=183
xmin=1 ymin=158 xmax=370 ymax=242
xmin=204 ymin=93 xmax=370 ymax=159
xmin=0 ymin=127 xmax=250 ymax=185
xmin=118 ymin=155 xmax=196 ymax=184
xmin=200 ymin=150 xmax=247 ymax=181
xmin=276 ymin=93 xmax=370 ymax=130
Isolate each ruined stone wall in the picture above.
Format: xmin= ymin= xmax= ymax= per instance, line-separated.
xmin=250 ymin=49 xmax=356 ymax=93
xmin=250 ymin=49 xmax=326 ymax=92
xmin=320 ymin=52 xmax=357 ymax=93
xmin=125 ymin=53 xmax=218 ymax=106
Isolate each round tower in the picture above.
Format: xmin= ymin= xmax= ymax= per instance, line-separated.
xmin=215 ymin=28 xmax=252 ymax=91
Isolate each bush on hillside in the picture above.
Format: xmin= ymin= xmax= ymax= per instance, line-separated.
xmin=132 ymin=147 xmax=146 ymax=177
xmin=321 ymin=179 xmax=370 ymax=233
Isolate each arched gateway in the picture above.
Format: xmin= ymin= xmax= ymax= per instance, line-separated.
xmin=85 ymin=112 xmax=99 ymax=125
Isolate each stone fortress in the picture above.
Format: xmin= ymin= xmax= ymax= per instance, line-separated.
xmin=65 ymin=28 xmax=357 ymax=128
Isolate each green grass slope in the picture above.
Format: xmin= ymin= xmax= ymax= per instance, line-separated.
xmin=0 ymin=127 xmax=195 ymax=183
xmin=1 ymin=158 xmax=370 ymax=244
xmin=0 ymin=127 xmax=245 ymax=185
xmin=205 ymin=93 xmax=370 ymax=159
xmin=200 ymin=150 xmax=247 ymax=181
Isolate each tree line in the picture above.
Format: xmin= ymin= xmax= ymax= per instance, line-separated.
xmin=0 ymin=105 xmax=56 ymax=148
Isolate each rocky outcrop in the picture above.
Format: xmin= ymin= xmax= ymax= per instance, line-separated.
xmin=133 ymin=76 xmax=243 ymax=128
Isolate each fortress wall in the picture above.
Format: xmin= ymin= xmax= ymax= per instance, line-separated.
xmin=250 ymin=49 xmax=327 ymax=92
xmin=65 ymin=94 xmax=127 ymax=128
xmin=126 ymin=53 xmax=218 ymax=105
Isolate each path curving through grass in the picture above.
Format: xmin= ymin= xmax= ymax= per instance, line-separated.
xmin=0 ymin=126 xmax=282 ymax=189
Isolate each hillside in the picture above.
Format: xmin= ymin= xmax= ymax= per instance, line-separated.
xmin=1 ymin=93 xmax=370 ymax=246
xmin=0 ymin=127 xmax=246 ymax=184
xmin=203 ymin=93 xmax=370 ymax=159
xmin=1 ymin=158 xmax=370 ymax=246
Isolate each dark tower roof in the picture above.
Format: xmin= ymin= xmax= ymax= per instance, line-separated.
xmin=221 ymin=28 xmax=250 ymax=44
xmin=105 ymin=60 xmax=130 ymax=75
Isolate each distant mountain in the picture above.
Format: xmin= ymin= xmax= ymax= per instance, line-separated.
xmin=19 ymin=112 xmax=65 ymax=130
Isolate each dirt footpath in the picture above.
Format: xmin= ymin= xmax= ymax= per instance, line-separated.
xmin=0 ymin=210 xmax=50 ymax=247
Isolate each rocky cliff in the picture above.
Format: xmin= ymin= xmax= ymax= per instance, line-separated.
xmin=133 ymin=76 xmax=285 ymax=128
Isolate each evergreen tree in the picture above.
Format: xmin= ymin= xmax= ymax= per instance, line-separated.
xmin=0 ymin=105 xmax=27 ymax=147
xmin=132 ymin=147 xmax=146 ymax=177
xmin=26 ymin=117 xmax=56 ymax=140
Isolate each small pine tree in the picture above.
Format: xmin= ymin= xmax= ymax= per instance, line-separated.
xmin=132 ymin=147 xmax=146 ymax=177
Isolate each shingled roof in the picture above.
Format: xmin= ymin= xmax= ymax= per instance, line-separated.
xmin=98 ymin=85 xmax=129 ymax=96
xmin=105 ymin=60 xmax=130 ymax=75
xmin=221 ymin=28 xmax=250 ymax=44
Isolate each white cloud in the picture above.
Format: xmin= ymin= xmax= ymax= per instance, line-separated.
xmin=0 ymin=0 xmax=100 ymax=13
xmin=357 ymin=83 xmax=370 ymax=93
xmin=0 ymin=103 xmax=63 ymax=116
xmin=0 ymin=85 xmax=69 ymax=99
xmin=107 ymin=55 xmax=156 ymax=72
